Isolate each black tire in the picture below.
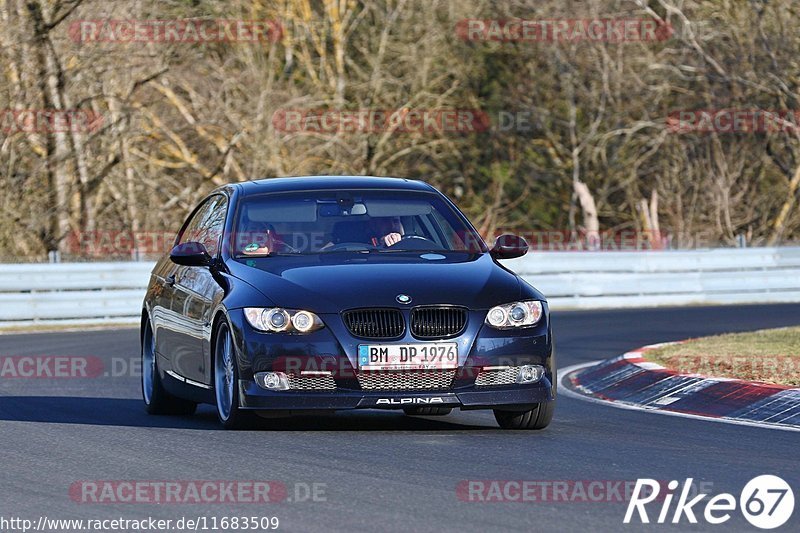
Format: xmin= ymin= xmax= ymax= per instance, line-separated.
xmin=493 ymin=400 xmax=555 ymax=430
xmin=494 ymin=333 xmax=557 ymax=430
xmin=403 ymin=407 xmax=453 ymax=416
xmin=213 ymin=320 xmax=256 ymax=430
xmin=141 ymin=320 xmax=197 ymax=416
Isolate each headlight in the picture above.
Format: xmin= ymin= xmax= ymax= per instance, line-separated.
xmin=244 ymin=308 xmax=324 ymax=333
xmin=485 ymin=301 xmax=543 ymax=329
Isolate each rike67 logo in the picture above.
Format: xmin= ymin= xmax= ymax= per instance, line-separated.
xmin=625 ymin=475 xmax=794 ymax=529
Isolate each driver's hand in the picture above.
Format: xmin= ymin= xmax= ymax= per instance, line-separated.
xmin=383 ymin=232 xmax=402 ymax=247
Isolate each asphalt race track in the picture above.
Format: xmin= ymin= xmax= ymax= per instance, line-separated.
xmin=1 ymin=304 xmax=799 ymax=532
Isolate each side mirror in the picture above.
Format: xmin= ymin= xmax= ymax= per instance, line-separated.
xmin=490 ymin=234 xmax=529 ymax=260
xmin=170 ymin=242 xmax=212 ymax=267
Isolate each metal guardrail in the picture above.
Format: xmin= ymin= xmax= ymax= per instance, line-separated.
xmin=504 ymin=247 xmax=800 ymax=309
xmin=0 ymin=262 xmax=153 ymax=324
xmin=1 ymin=247 xmax=799 ymax=325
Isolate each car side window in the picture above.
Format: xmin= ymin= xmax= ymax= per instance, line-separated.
xmin=178 ymin=195 xmax=228 ymax=257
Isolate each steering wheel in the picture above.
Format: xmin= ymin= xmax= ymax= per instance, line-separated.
xmin=324 ymin=242 xmax=380 ymax=252
xmin=272 ymin=239 xmax=300 ymax=254
xmin=386 ymin=235 xmax=444 ymax=250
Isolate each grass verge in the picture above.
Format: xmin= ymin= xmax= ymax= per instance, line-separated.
xmin=645 ymin=327 xmax=800 ymax=387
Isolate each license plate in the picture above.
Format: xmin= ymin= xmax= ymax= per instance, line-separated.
xmin=358 ymin=343 xmax=458 ymax=371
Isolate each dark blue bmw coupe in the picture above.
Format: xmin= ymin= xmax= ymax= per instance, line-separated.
xmin=141 ymin=176 xmax=555 ymax=429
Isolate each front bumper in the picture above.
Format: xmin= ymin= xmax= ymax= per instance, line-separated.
xmin=228 ymin=306 xmax=556 ymax=412
xmin=238 ymin=378 xmax=554 ymax=411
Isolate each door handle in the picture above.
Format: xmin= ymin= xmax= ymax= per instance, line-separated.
xmin=165 ymin=274 xmax=176 ymax=286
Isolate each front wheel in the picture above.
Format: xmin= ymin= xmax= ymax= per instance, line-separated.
xmin=493 ymin=400 xmax=555 ymax=430
xmin=214 ymin=321 xmax=255 ymax=430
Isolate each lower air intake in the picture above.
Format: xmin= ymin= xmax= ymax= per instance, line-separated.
xmin=474 ymin=367 xmax=520 ymax=387
xmin=357 ymin=370 xmax=456 ymax=390
xmin=286 ymin=373 xmax=336 ymax=390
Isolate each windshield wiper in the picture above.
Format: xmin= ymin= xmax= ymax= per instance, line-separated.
xmin=319 ymin=249 xmax=373 ymax=254
xmin=375 ymin=249 xmax=447 ymax=253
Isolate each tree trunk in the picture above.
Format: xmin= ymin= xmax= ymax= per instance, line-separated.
xmin=573 ymin=180 xmax=599 ymax=250
xmin=27 ymin=0 xmax=73 ymax=253
xmin=767 ymin=163 xmax=800 ymax=246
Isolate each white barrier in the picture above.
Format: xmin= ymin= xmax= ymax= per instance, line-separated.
xmin=504 ymin=247 xmax=800 ymax=309
xmin=1 ymin=247 xmax=799 ymax=325
xmin=0 ymin=262 xmax=154 ymax=325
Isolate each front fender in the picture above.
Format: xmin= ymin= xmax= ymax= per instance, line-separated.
xmin=219 ymin=272 xmax=276 ymax=310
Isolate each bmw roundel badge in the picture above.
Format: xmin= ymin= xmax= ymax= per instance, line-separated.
xmin=396 ymin=294 xmax=412 ymax=304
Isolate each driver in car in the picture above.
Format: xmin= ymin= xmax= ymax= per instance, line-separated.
xmin=320 ymin=216 xmax=404 ymax=251
xmin=369 ymin=216 xmax=403 ymax=247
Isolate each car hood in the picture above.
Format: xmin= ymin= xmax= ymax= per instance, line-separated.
xmin=226 ymin=252 xmax=527 ymax=313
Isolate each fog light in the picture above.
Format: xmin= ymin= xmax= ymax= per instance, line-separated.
xmin=255 ymin=371 xmax=289 ymax=390
xmin=516 ymin=365 xmax=545 ymax=384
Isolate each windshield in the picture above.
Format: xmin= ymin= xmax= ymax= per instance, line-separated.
xmin=231 ymin=190 xmax=485 ymax=257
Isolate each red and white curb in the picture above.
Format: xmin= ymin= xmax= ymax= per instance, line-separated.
xmin=559 ymin=343 xmax=800 ymax=432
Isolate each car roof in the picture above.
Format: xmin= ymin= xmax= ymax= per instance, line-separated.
xmin=229 ymin=176 xmax=436 ymax=197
